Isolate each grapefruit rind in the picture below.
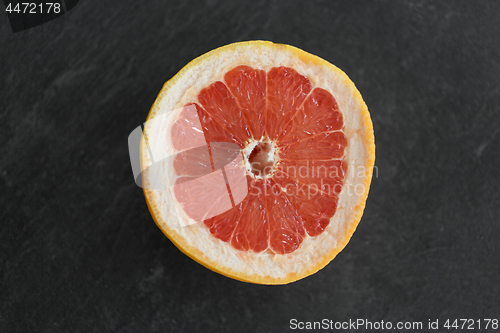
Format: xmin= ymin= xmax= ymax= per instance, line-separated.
xmin=141 ymin=41 xmax=375 ymax=284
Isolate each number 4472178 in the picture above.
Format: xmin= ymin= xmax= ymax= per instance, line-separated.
xmin=5 ymin=3 xmax=62 ymax=14
xmin=443 ymin=319 xmax=498 ymax=330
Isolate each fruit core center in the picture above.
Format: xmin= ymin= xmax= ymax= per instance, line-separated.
xmin=248 ymin=142 xmax=276 ymax=178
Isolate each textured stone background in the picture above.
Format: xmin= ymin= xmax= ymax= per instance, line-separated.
xmin=1 ymin=1 xmax=499 ymax=332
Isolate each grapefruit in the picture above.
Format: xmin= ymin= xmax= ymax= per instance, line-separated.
xmin=141 ymin=41 xmax=375 ymax=284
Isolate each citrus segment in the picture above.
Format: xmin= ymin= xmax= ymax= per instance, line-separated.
xmin=265 ymin=66 xmax=312 ymax=140
xmin=170 ymin=105 xmax=207 ymax=152
xmin=224 ymin=66 xmax=267 ymax=139
xmin=192 ymin=103 xmax=240 ymax=146
xmin=173 ymin=145 xmax=212 ymax=179
xmin=203 ymin=199 xmax=242 ymax=243
xmin=198 ymin=82 xmax=249 ymax=145
xmin=172 ymin=169 xmax=232 ymax=222
xmin=273 ymin=165 xmax=343 ymax=237
xmin=279 ymin=131 xmax=347 ymax=161
xmin=264 ymin=179 xmax=306 ymax=254
xmin=278 ymin=87 xmax=343 ymax=144
xmin=229 ymin=181 xmax=269 ymax=253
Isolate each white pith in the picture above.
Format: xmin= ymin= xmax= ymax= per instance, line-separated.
xmin=243 ymin=139 xmax=278 ymax=179
xmin=242 ymin=139 xmax=259 ymax=177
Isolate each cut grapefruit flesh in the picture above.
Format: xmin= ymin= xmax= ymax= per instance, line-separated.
xmin=141 ymin=41 xmax=375 ymax=284
xmin=194 ymin=65 xmax=347 ymax=254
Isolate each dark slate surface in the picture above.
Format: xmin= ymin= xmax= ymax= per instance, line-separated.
xmin=1 ymin=1 xmax=500 ymax=332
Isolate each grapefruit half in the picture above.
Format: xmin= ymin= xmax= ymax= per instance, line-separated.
xmin=141 ymin=41 xmax=375 ymax=284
